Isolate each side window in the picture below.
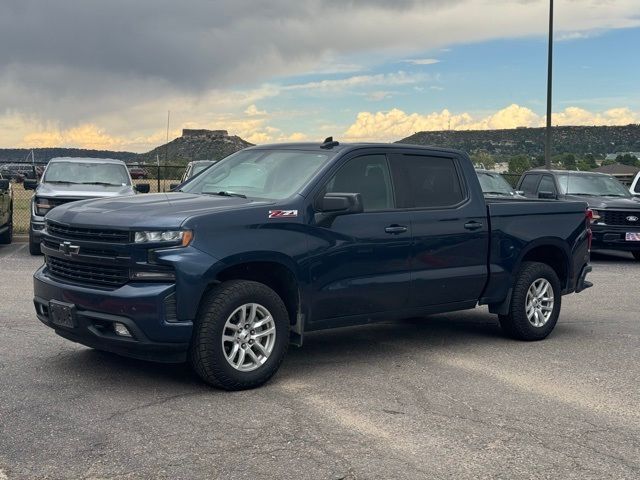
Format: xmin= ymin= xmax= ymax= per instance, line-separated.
xmin=324 ymin=155 xmax=394 ymax=211
xmin=634 ymin=178 xmax=640 ymax=194
xmin=538 ymin=175 xmax=557 ymax=195
xmin=390 ymin=154 xmax=464 ymax=208
xmin=519 ymin=174 xmax=540 ymax=196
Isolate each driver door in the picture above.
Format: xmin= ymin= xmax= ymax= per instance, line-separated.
xmin=307 ymin=153 xmax=412 ymax=323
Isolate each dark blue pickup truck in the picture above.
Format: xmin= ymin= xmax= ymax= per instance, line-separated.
xmin=34 ymin=140 xmax=593 ymax=390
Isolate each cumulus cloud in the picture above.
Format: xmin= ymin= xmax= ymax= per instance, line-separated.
xmin=344 ymin=104 xmax=640 ymax=141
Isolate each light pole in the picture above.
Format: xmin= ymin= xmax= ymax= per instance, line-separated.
xmin=544 ymin=0 xmax=554 ymax=169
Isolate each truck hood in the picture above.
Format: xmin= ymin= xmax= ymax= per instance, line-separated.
xmin=565 ymin=194 xmax=640 ymax=209
xmin=36 ymin=182 xmax=135 ymax=198
xmin=45 ymin=192 xmax=270 ymax=229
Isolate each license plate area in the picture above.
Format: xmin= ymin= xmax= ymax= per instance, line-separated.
xmin=625 ymin=232 xmax=640 ymax=242
xmin=49 ymin=300 xmax=77 ymax=328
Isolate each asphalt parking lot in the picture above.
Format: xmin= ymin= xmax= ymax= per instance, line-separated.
xmin=0 ymin=244 xmax=639 ymax=479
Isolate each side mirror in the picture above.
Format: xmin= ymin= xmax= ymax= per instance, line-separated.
xmin=135 ymin=183 xmax=150 ymax=194
xmin=538 ymin=191 xmax=557 ymax=200
xmin=0 ymin=179 xmax=9 ymax=191
xmin=316 ymin=193 xmax=364 ymax=215
xmin=169 ymin=183 xmax=180 ymax=191
xmin=23 ymin=179 xmax=38 ymax=190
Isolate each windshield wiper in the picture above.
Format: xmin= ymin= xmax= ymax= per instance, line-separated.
xmin=45 ymin=180 xmax=81 ymax=184
xmin=204 ymin=191 xmax=247 ymax=199
xmin=80 ymin=181 xmax=123 ymax=186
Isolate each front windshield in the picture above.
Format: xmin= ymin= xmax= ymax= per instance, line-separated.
xmin=44 ymin=162 xmax=131 ymax=186
xmin=181 ymin=149 xmax=331 ymax=200
xmin=477 ymin=172 xmax=516 ymax=196
xmin=556 ymin=174 xmax=630 ymax=197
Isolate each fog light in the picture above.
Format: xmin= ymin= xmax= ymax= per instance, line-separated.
xmin=113 ymin=322 xmax=132 ymax=337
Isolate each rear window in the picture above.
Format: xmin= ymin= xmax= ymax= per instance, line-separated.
xmin=391 ymin=155 xmax=465 ymax=208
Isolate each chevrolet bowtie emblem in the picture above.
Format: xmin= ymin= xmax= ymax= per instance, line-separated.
xmin=59 ymin=241 xmax=80 ymax=256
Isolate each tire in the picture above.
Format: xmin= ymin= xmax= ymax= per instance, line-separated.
xmin=28 ymin=228 xmax=42 ymax=255
xmin=499 ymin=261 xmax=561 ymax=341
xmin=190 ymin=280 xmax=289 ymax=390
xmin=0 ymin=208 xmax=12 ymax=244
xmin=632 ymin=251 xmax=640 ymax=261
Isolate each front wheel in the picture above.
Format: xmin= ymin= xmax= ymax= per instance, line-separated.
xmin=190 ymin=280 xmax=289 ymax=390
xmin=499 ymin=261 xmax=561 ymax=341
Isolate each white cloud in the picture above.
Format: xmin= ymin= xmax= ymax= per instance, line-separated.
xmin=403 ymin=58 xmax=440 ymax=65
xmin=244 ymin=104 xmax=267 ymax=116
xmin=344 ymin=104 xmax=640 ymax=141
xmin=283 ymin=71 xmax=427 ymax=93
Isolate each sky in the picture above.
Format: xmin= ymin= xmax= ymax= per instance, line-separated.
xmin=0 ymin=0 xmax=639 ymax=152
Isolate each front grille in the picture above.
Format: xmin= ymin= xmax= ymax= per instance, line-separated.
xmin=47 ymin=256 xmax=129 ymax=287
xmin=42 ymin=239 xmax=129 ymax=260
xmin=602 ymin=210 xmax=640 ymax=227
xmin=47 ymin=221 xmax=131 ymax=243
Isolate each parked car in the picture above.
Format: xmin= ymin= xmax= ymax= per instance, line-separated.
xmin=128 ymin=166 xmax=149 ymax=179
xmin=0 ymin=163 xmax=40 ymax=183
xmin=476 ymin=169 xmax=525 ymax=199
xmin=629 ymin=171 xmax=640 ymax=197
xmin=0 ymin=172 xmax=13 ymax=244
xmin=517 ymin=169 xmax=640 ymax=260
xmin=24 ymin=157 xmax=150 ymax=255
xmin=182 ymin=160 xmax=216 ymax=182
xmin=34 ymin=140 xmax=592 ymax=390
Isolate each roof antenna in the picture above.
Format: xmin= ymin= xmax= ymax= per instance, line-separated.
xmin=320 ymin=136 xmax=340 ymax=149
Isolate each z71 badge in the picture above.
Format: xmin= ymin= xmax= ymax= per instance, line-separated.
xmin=268 ymin=210 xmax=298 ymax=219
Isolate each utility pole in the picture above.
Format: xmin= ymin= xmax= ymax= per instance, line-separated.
xmin=544 ymin=0 xmax=554 ymax=169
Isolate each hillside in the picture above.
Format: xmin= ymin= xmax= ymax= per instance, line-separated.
xmin=0 ymin=129 xmax=253 ymax=165
xmin=398 ymin=124 xmax=640 ymax=157
xmin=0 ymin=147 xmax=137 ymax=163
xmin=137 ymin=129 xmax=253 ymax=165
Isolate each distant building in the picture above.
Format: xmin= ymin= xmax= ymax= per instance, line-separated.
xmin=182 ymin=129 xmax=228 ymax=138
xmin=592 ymin=162 xmax=640 ymax=185
xmin=605 ymin=152 xmax=640 ymax=161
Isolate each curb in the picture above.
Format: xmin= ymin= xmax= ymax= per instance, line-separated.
xmin=13 ymin=235 xmax=28 ymax=243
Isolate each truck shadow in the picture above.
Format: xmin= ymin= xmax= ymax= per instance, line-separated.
xmin=46 ymin=309 xmax=579 ymax=391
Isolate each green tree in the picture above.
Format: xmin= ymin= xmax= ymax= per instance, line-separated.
xmin=508 ymin=155 xmax=531 ymax=174
xmin=616 ymin=154 xmax=640 ymax=167
xmin=561 ymin=153 xmax=577 ymax=170
xmin=601 ymin=158 xmax=617 ymax=167
xmin=470 ymin=151 xmax=496 ymax=170
xmin=581 ymin=153 xmax=598 ymax=169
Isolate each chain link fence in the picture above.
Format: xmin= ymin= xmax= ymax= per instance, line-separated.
xmin=1 ymin=161 xmax=187 ymax=234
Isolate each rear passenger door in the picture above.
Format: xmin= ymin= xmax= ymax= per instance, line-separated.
xmin=389 ymin=152 xmax=489 ymax=307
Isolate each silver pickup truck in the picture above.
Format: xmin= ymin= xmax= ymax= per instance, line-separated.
xmin=24 ymin=157 xmax=149 ymax=255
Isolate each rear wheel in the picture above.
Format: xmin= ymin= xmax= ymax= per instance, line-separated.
xmin=0 ymin=208 xmax=12 ymax=244
xmin=190 ymin=280 xmax=289 ymax=390
xmin=499 ymin=261 xmax=561 ymax=341
xmin=632 ymin=251 xmax=640 ymax=261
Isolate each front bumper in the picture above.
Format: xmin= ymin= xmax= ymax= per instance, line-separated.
xmin=591 ymin=225 xmax=640 ymax=252
xmin=33 ymin=265 xmax=191 ymax=362
xmin=30 ymin=215 xmax=45 ymax=241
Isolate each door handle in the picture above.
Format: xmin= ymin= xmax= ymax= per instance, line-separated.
xmin=385 ymin=225 xmax=408 ymax=234
xmin=464 ymin=221 xmax=483 ymax=231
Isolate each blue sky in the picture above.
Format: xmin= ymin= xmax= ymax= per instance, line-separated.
xmin=1 ymin=0 xmax=639 ymax=151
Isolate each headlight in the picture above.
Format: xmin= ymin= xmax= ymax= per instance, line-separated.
xmin=589 ymin=209 xmax=602 ymax=223
xmin=134 ymin=230 xmax=193 ymax=246
xmin=34 ymin=197 xmax=53 ymax=216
